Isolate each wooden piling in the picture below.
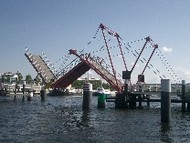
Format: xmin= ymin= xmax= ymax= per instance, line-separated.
xmin=22 ymin=95 xmax=25 ymax=101
xmin=146 ymin=95 xmax=150 ymax=107
xmin=115 ymin=93 xmax=126 ymax=109
xmin=161 ymin=79 xmax=171 ymax=123
xmin=82 ymin=83 xmax=92 ymax=110
xmin=40 ymin=89 xmax=46 ymax=101
xmin=138 ymin=95 xmax=142 ymax=108
xmin=187 ymin=102 xmax=190 ymax=112
xmin=27 ymin=96 xmax=32 ymax=101
xmin=129 ymin=93 xmax=136 ymax=109
xmin=181 ymin=80 xmax=186 ymax=112
xmin=13 ymin=95 xmax=16 ymax=101
xmin=27 ymin=90 xmax=33 ymax=101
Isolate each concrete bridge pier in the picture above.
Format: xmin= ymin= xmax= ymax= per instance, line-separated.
xmin=82 ymin=83 xmax=92 ymax=110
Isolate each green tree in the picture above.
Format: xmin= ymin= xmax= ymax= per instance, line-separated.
xmin=16 ymin=71 xmax=23 ymax=81
xmin=25 ymin=74 xmax=33 ymax=83
xmin=89 ymin=80 xmax=101 ymax=90
xmin=72 ymin=80 xmax=102 ymax=90
xmin=34 ymin=74 xmax=41 ymax=85
xmin=72 ymin=80 xmax=84 ymax=89
xmin=102 ymin=82 xmax=114 ymax=90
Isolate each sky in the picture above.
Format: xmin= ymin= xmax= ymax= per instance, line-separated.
xmin=1 ymin=0 xmax=190 ymax=84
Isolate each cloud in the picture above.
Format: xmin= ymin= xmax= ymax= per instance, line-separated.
xmin=162 ymin=47 xmax=173 ymax=53
xmin=176 ymin=67 xmax=190 ymax=83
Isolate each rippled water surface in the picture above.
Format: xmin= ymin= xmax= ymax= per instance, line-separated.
xmin=0 ymin=95 xmax=190 ymax=143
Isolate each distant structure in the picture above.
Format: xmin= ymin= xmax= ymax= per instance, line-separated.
xmin=78 ymin=70 xmax=100 ymax=81
xmin=0 ymin=72 xmax=18 ymax=83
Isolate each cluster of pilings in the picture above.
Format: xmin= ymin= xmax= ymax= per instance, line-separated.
xmin=13 ymin=88 xmax=46 ymax=102
xmin=114 ymin=92 xmax=151 ymax=109
xmin=112 ymin=79 xmax=190 ymax=123
xmin=110 ymin=79 xmax=171 ymax=123
xmin=114 ymin=80 xmax=151 ymax=110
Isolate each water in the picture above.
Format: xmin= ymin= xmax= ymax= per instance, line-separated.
xmin=0 ymin=95 xmax=190 ymax=143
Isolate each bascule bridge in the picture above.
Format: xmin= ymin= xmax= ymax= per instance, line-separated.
xmin=25 ymin=23 xmax=179 ymax=93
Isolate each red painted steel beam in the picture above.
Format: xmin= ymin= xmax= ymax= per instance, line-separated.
xmin=141 ymin=44 xmax=158 ymax=75
xmin=131 ymin=36 xmax=150 ymax=73
xmin=99 ymin=23 xmax=119 ymax=88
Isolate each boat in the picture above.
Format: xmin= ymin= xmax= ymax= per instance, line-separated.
xmin=93 ymin=87 xmax=113 ymax=96
xmin=96 ymin=87 xmax=105 ymax=93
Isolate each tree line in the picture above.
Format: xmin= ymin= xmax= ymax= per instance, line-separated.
xmin=0 ymin=71 xmax=40 ymax=84
xmin=1 ymin=72 xmax=114 ymax=90
xmin=72 ymin=80 xmax=114 ymax=90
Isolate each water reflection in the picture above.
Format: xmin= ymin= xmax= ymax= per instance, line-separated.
xmin=1 ymin=95 xmax=190 ymax=142
xmin=160 ymin=123 xmax=172 ymax=143
xmin=81 ymin=110 xmax=90 ymax=124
